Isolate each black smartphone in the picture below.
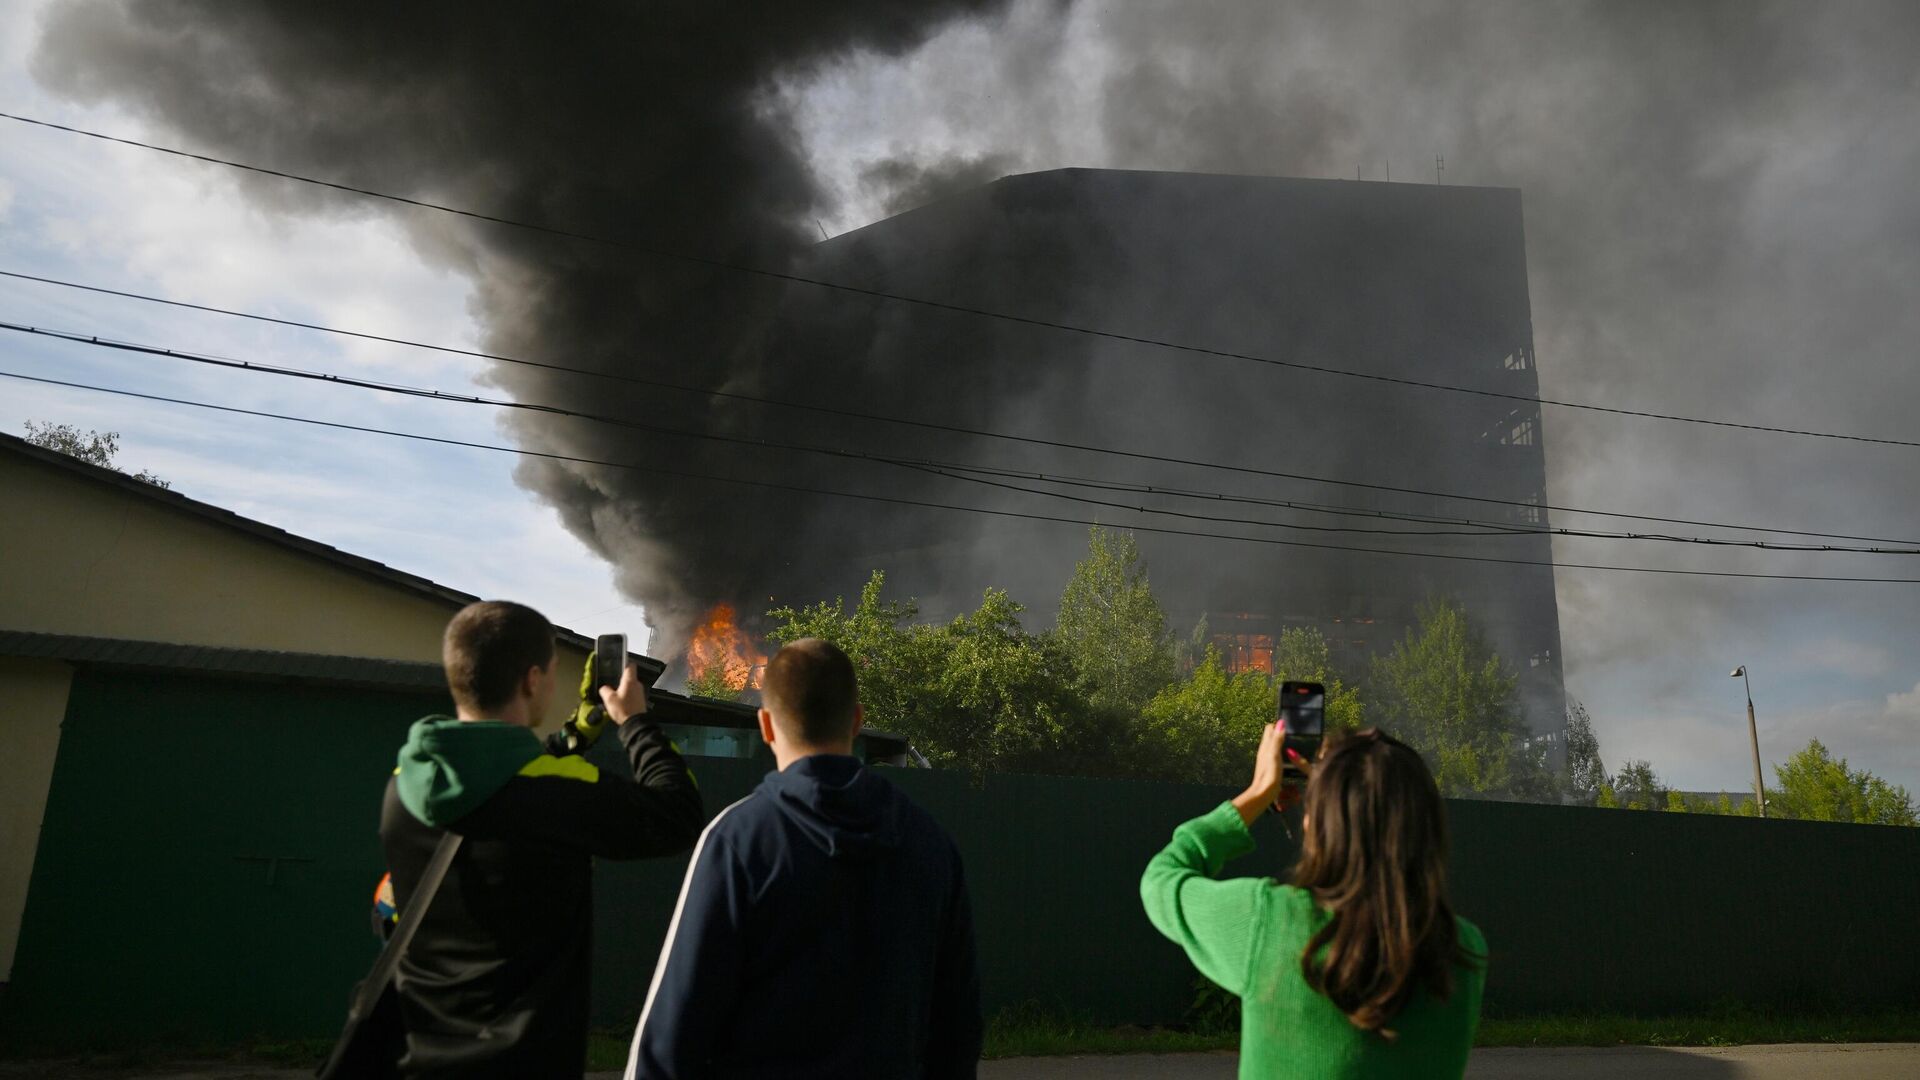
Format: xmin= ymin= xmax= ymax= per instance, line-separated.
xmin=593 ymin=634 xmax=627 ymax=692
xmin=1278 ymin=680 xmax=1325 ymax=784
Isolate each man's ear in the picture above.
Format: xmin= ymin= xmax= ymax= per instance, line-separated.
xmin=850 ymin=703 xmax=865 ymax=741
xmin=522 ymin=664 xmax=545 ymax=701
xmin=758 ymin=707 xmax=777 ymax=747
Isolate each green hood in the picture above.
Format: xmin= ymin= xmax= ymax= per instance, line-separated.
xmin=395 ymin=715 xmax=543 ymax=827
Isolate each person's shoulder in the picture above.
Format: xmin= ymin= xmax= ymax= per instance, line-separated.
xmin=1454 ymin=914 xmax=1488 ymax=956
xmin=701 ymin=790 xmax=770 ymax=840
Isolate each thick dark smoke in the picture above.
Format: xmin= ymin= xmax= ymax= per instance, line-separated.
xmin=770 ymin=0 xmax=1920 ymax=785
xmin=32 ymin=0 xmax=1031 ymax=652
xmin=34 ymin=2 xmax=1920 ymax=786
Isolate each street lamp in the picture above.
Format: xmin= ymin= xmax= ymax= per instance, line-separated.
xmin=1730 ymin=666 xmax=1768 ymax=818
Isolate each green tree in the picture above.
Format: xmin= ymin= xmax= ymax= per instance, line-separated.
xmin=1270 ymin=626 xmax=1364 ymax=734
xmin=1612 ymin=759 xmax=1666 ymax=811
xmin=1367 ymin=597 xmax=1533 ymax=797
xmin=1769 ymin=739 xmax=1918 ymax=826
xmin=24 ymin=421 xmax=170 ymax=488
xmin=685 ymin=665 xmax=744 ymax=701
xmin=1563 ymin=700 xmax=1608 ymax=801
xmin=1055 ymin=527 xmax=1175 ymax=714
xmin=768 ymin=572 xmax=1106 ymax=775
xmin=1138 ymin=646 xmax=1275 ymax=785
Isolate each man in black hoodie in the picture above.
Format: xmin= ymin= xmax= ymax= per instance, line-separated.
xmin=625 ymin=638 xmax=981 ymax=1079
xmin=381 ymin=601 xmax=704 ymax=1078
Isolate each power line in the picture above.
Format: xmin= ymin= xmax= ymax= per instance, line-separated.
xmin=926 ymin=460 xmax=1920 ymax=554
xmin=7 ymin=365 xmax=1918 ymax=584
xmin=3 ymin=270 xmax=1913 ymax=548
xmin=8 ymin=318 xmax=1920 ymax=557
xmin=6 ymin=109 xmax=1915 ymax=450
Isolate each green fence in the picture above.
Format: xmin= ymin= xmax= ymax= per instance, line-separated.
xmin=7 ymin=668 xmax=1919 ymax=1046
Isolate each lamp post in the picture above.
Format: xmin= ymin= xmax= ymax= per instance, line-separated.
xmin=1730 ymin=665 xmax=1768 ymax=818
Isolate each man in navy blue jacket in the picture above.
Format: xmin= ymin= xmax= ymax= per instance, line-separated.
xmin=624 ymin=637 xmax=981 ymax=1079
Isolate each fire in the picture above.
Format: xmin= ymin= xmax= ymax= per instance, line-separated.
xmin=685 ymin=603 xmax=766 ymax=692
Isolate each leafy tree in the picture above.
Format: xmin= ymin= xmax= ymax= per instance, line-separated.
xmin=768 ymin=572 xmax=1107 ymax=775
xmin=1612 ymin=759 xmax=1667 ymax=811
xmin=1769 ymin=739 xmax=1918 ymax=826
xmin=1564 ymin=700 xmax=1609 ymax=801
xmin=1137 ymin=646 xmax=1275 ymax=785
xmin=24 ymin=421 xmax=170 ymax=488
xmin=1270 ymin=626 xmax=1364 ymax=735
xmin=768 ymin=571 xmax=940 ymax=753
xmin=1367 ymin=597 xmax=1536 ymax=797
xmin=1055 ymin=527 xmax=1175 ymax=714
xmin=685 ymin=664 xmax=744 ymax=701
xmin=1594 ymin=783 xmax=1620 ymax=809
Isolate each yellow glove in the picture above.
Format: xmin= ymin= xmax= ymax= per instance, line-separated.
xmin=544 ymin=651 xmax=608 ymax=755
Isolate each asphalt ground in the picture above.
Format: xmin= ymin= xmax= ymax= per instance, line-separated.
xmin=4 ymin=1044 xmax=1919 ymax=1079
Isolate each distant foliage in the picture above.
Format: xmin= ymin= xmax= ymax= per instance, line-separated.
xmin=1611 ymin=760 xmax=1667 ymax=811
xmin=1768 ymin=739 xmax=1917 ymax=827
xmin=768 ymin=572 xmax=1103 ymax=775
xmin=1136 ymin=646 xmax=1274 ymax=784
xmin=1055 ymin=527 xmax=1175 ymax=715
xmin=1367 ymin=597 xmax=1552 ymax=799
xmin=1564 ymin=700 xmax=1609 ymax=800
xmin=23 ymin=420 xmax=170 ymax=488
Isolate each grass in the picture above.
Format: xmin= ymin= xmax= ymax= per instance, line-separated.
xmin=9 ymin=1008 xmax=1919 ymax=1070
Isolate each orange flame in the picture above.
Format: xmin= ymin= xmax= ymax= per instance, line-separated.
xmin=686 ymin=603 xmax=766 ymax=691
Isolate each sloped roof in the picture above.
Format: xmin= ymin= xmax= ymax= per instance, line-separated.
xmin=0 ymin=430 xmax=591 ymax=651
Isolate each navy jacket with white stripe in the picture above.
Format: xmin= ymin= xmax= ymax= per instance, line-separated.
xmin=627 ymin=754 xmax=981 ymax=1079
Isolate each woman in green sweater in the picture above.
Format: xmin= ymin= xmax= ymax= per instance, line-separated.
xmin=1142 ymin=722 xmax=1486 ymax=1078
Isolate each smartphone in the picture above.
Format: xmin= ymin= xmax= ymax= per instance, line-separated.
xmin=1278 ymin=680 xmax=1326 ymax=784
xmin=593 ymin=634 xmax=627 ymax=692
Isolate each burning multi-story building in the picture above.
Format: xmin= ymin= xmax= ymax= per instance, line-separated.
xmin=744 ymin=168 xmax=1566 ymax=738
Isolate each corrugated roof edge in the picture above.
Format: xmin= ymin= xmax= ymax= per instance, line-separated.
xmin=0 ymin=431 xmax=594 ymax=651
xmin=0 ymin=628 xmax=447 ymax=691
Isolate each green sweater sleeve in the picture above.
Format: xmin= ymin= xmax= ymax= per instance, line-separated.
xmin=1140 ymin=801 xmax=1267 ymax=996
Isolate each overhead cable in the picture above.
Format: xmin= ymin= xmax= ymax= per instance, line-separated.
xmin=6 ymin=366 xmax=1919 ymax=585
xmin=5 ymin=110 xmax=1914 ymax=449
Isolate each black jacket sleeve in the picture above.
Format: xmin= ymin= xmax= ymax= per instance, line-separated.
xmin=455 ymin=717 xmax=705 ymax=859
xmin=925 ymin=850 xmax=984 ymax=1076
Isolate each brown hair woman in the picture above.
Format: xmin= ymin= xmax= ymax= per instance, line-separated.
xmin=1142 ymin=722 xmax=1486 ymax=1078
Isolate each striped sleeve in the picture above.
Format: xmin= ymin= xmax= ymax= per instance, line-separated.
xmin=625 ymin=795 xmax=754 ymax=1080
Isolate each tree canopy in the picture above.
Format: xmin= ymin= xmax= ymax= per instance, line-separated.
xmin=23 ymin=421 xmax=170 ymax=488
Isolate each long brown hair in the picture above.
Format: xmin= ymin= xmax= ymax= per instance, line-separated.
xmin=1291 ymin=728 xmax=1479 ymax=1040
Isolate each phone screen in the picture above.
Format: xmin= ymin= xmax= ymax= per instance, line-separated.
xmin=1279 ymin=681 xmax=1325 ymax=735
xmin=594 ymin=633 xmax=627 ymax=691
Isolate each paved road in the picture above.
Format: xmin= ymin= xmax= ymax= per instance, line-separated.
xmin=4 ymin=1044 xmax=1917 ymax=1079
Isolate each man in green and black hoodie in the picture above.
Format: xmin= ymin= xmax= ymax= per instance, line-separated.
xmin=381 ymin=601 xmax=703 ymax=1078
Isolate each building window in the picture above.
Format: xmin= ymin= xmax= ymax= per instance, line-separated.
xmin=1503 ymin=346 xmax=1533 ymax=371
xmin=1211 ymin=632 xmax=1275 ymax=675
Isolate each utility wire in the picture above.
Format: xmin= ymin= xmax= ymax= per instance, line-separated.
xmin=7 ymin=365 xmax=1919 ymax=585
xmin=7 ymin=318 xmax=1919 ymax=557
xmin=2 ymin=269 xmax=1912 ymax=548
xmin=0 ymin=320 xmax=1525 ymax=541
xmin=6 ymin=109 xmax=1915 ymax=450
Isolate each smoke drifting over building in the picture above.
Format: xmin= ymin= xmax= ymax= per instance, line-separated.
xmin=35 ymin=2 xmax=1920 ymax=763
